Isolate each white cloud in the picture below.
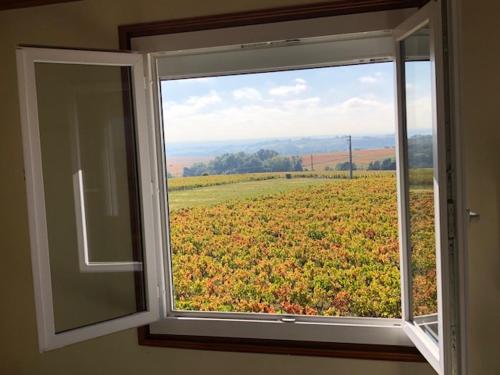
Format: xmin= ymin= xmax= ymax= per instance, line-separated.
xmin=283 ymin=97 xmax=321 ymax=109
xmin=232 ymin=87 xmax=262 ymax=101
xmin=334 ymin=97 xmax=382 ymax=112
xmin=358 ymin=72 xmax=383 ymax=84
xmin=269 ymin=78 xmax=307 ymax=96
xmin=359 ymin=76 xmax=377 ymax=84
xmin=164 ymin=90 xmax=221 ymax=117
xmin=163 ymin=95 xmax=400 ymax=143
xmin=186 ymin=90 xmax=220 ymax=107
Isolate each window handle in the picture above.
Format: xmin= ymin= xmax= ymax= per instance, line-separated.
xmin=466 ymin=208 xmax=480 ymax=221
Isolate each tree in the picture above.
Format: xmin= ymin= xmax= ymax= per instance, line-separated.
xmin=256 ymin=149 xmax=279 ymax=161
xmin=335 ymin=161 xmax=357 ymax=171
xmin=183 ymin=162 xmax=212 ymax=177
xmin=408 ymin=135 xmax=433 ymax=168
xmin=368 ymin=158 xmax=396 ymax=171
xmin=182 ymin=149 xmax=302 ymax=176
xmin=368 ymin=160 xmax=381 ymax=170
xmin=381 ymin=158 xmax=396 ymax=170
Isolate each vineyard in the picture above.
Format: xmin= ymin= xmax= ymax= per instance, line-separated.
xmin=167 ymin=172 xmax=281 ymax=191
xmin=167 ymin=170 xmax=397 ymax=191
xmin=168 ymin=172 xmax=436 ymax=318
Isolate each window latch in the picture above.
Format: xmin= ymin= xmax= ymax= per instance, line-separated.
xmin=281 ymin=316 xmax=296 ymax=323
xmin=466 ymin=208 xmax=480 ymax=221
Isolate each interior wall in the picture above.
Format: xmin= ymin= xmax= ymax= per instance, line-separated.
xmin=0 ymin=0 xmax=496 ymax=374
xmin=458 ymin=0 xmax=500 ymax=373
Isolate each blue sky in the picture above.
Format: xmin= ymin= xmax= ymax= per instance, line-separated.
xmin=161 ymin=62 xmax=431 ymax=144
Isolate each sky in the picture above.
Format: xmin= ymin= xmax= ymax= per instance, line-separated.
xmin=161 ymin=62 xmax=431 ymax=144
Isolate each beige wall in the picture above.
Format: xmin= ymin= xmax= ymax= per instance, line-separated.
xmin=460 ymin=0 xmax=500 ymax=373
xmin=0 ymin=0 xmax=497 ymax=374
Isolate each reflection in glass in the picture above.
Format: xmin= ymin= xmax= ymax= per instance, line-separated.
xmin=401 ymin=26 xmax=439 ymax=341
xmin=35 ymin=63 xmax=146 ymax=332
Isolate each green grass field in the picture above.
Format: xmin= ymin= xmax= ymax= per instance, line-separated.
xmin=168 ymin=177 xmax=331 ymax=211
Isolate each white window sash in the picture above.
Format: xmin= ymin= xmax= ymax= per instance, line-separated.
xmin=17 ymin=47 xmax=162 ymax=351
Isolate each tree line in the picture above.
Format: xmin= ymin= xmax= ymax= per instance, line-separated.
xmin=183 ymin=149 xmax=303 ymax=177
xmin=180 ymin=135 xmax=433 ymax=177
xmin=367 ymin=135 xmax=434 ymax=170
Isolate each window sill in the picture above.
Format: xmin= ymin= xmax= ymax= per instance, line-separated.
xmin=138 ymin=326 xmax=425 ymax=362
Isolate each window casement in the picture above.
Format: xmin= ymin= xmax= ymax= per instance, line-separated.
xmin=16 ymin=1 xmax=461 ymax=374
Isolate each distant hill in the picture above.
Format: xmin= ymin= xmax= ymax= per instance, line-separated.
xmin=166 ymin=135 xmax=396 ymax=158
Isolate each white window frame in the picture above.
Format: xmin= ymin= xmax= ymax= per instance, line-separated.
xmin=394 ymin=2 xmax=458 ymax=374
xmin=145 ymin=34 xmax=410 ymax=347
xmin=17 ymin=47 xmax=162 ymax=351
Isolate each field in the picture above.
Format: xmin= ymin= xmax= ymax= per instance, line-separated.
xmin=166 ymin=147 xmax=396 ymax=177
xmin=167 ymin=171 xmax=437 ymax=318
xmin=167 ymin=170 xmax=396 ymax=191
xmin=301 ymin=148 xmax=395 ymax=170
xmin=168 ymin=178 xmax=332 ymax=211
xmin=166 ymin=155 xmax=213 ymax=177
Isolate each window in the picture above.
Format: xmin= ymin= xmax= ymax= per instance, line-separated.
xmin=16 ymin=1 xmax=460 ymax=373
xmin=161 ymin=63 xmax=403 ymax=319
xmin=17 ymin=48 xmax=161 ymax=350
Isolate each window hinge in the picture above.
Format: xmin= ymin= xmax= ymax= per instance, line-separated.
xmin=447 ymin=200 xmax=456 ymax=241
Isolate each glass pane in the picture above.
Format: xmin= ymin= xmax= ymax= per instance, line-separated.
xmin=35 ymin=63 xmax=146 ymax=333
xmin=401 ymin=26 xmax=439 ymax=341
xmin=162 ymin=63 xmax=402 ymax=318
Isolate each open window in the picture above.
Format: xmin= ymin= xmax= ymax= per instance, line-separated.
xmin=16 ymin=48 xmax=162 ymax=350
xmin=17 ymin=1 xmax=459 ymax=373
xmin=394 ymin=2 xmax=457 ymax=373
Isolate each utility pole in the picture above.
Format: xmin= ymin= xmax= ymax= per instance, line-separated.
xmin=310 ymin=154 xmax=314 ymax=171
xmin=348 ymin=135 xmax=353 ymax=179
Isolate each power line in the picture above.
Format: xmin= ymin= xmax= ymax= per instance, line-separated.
xmin=301 ymin=156 xmax=352 ymax=166
xmin=348 ymin=135 xmax=353 ymax=179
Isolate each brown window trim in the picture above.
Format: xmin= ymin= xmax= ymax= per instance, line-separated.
xmin=118 ymin=0 xmax=428 ymax=50
xmin=0 ymin=0 xmax=82 ymax=11
xmin=121 ymin=0 xmax=428 ymax=362
xmin=138 ymin=326 xmax=425 ymax=362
